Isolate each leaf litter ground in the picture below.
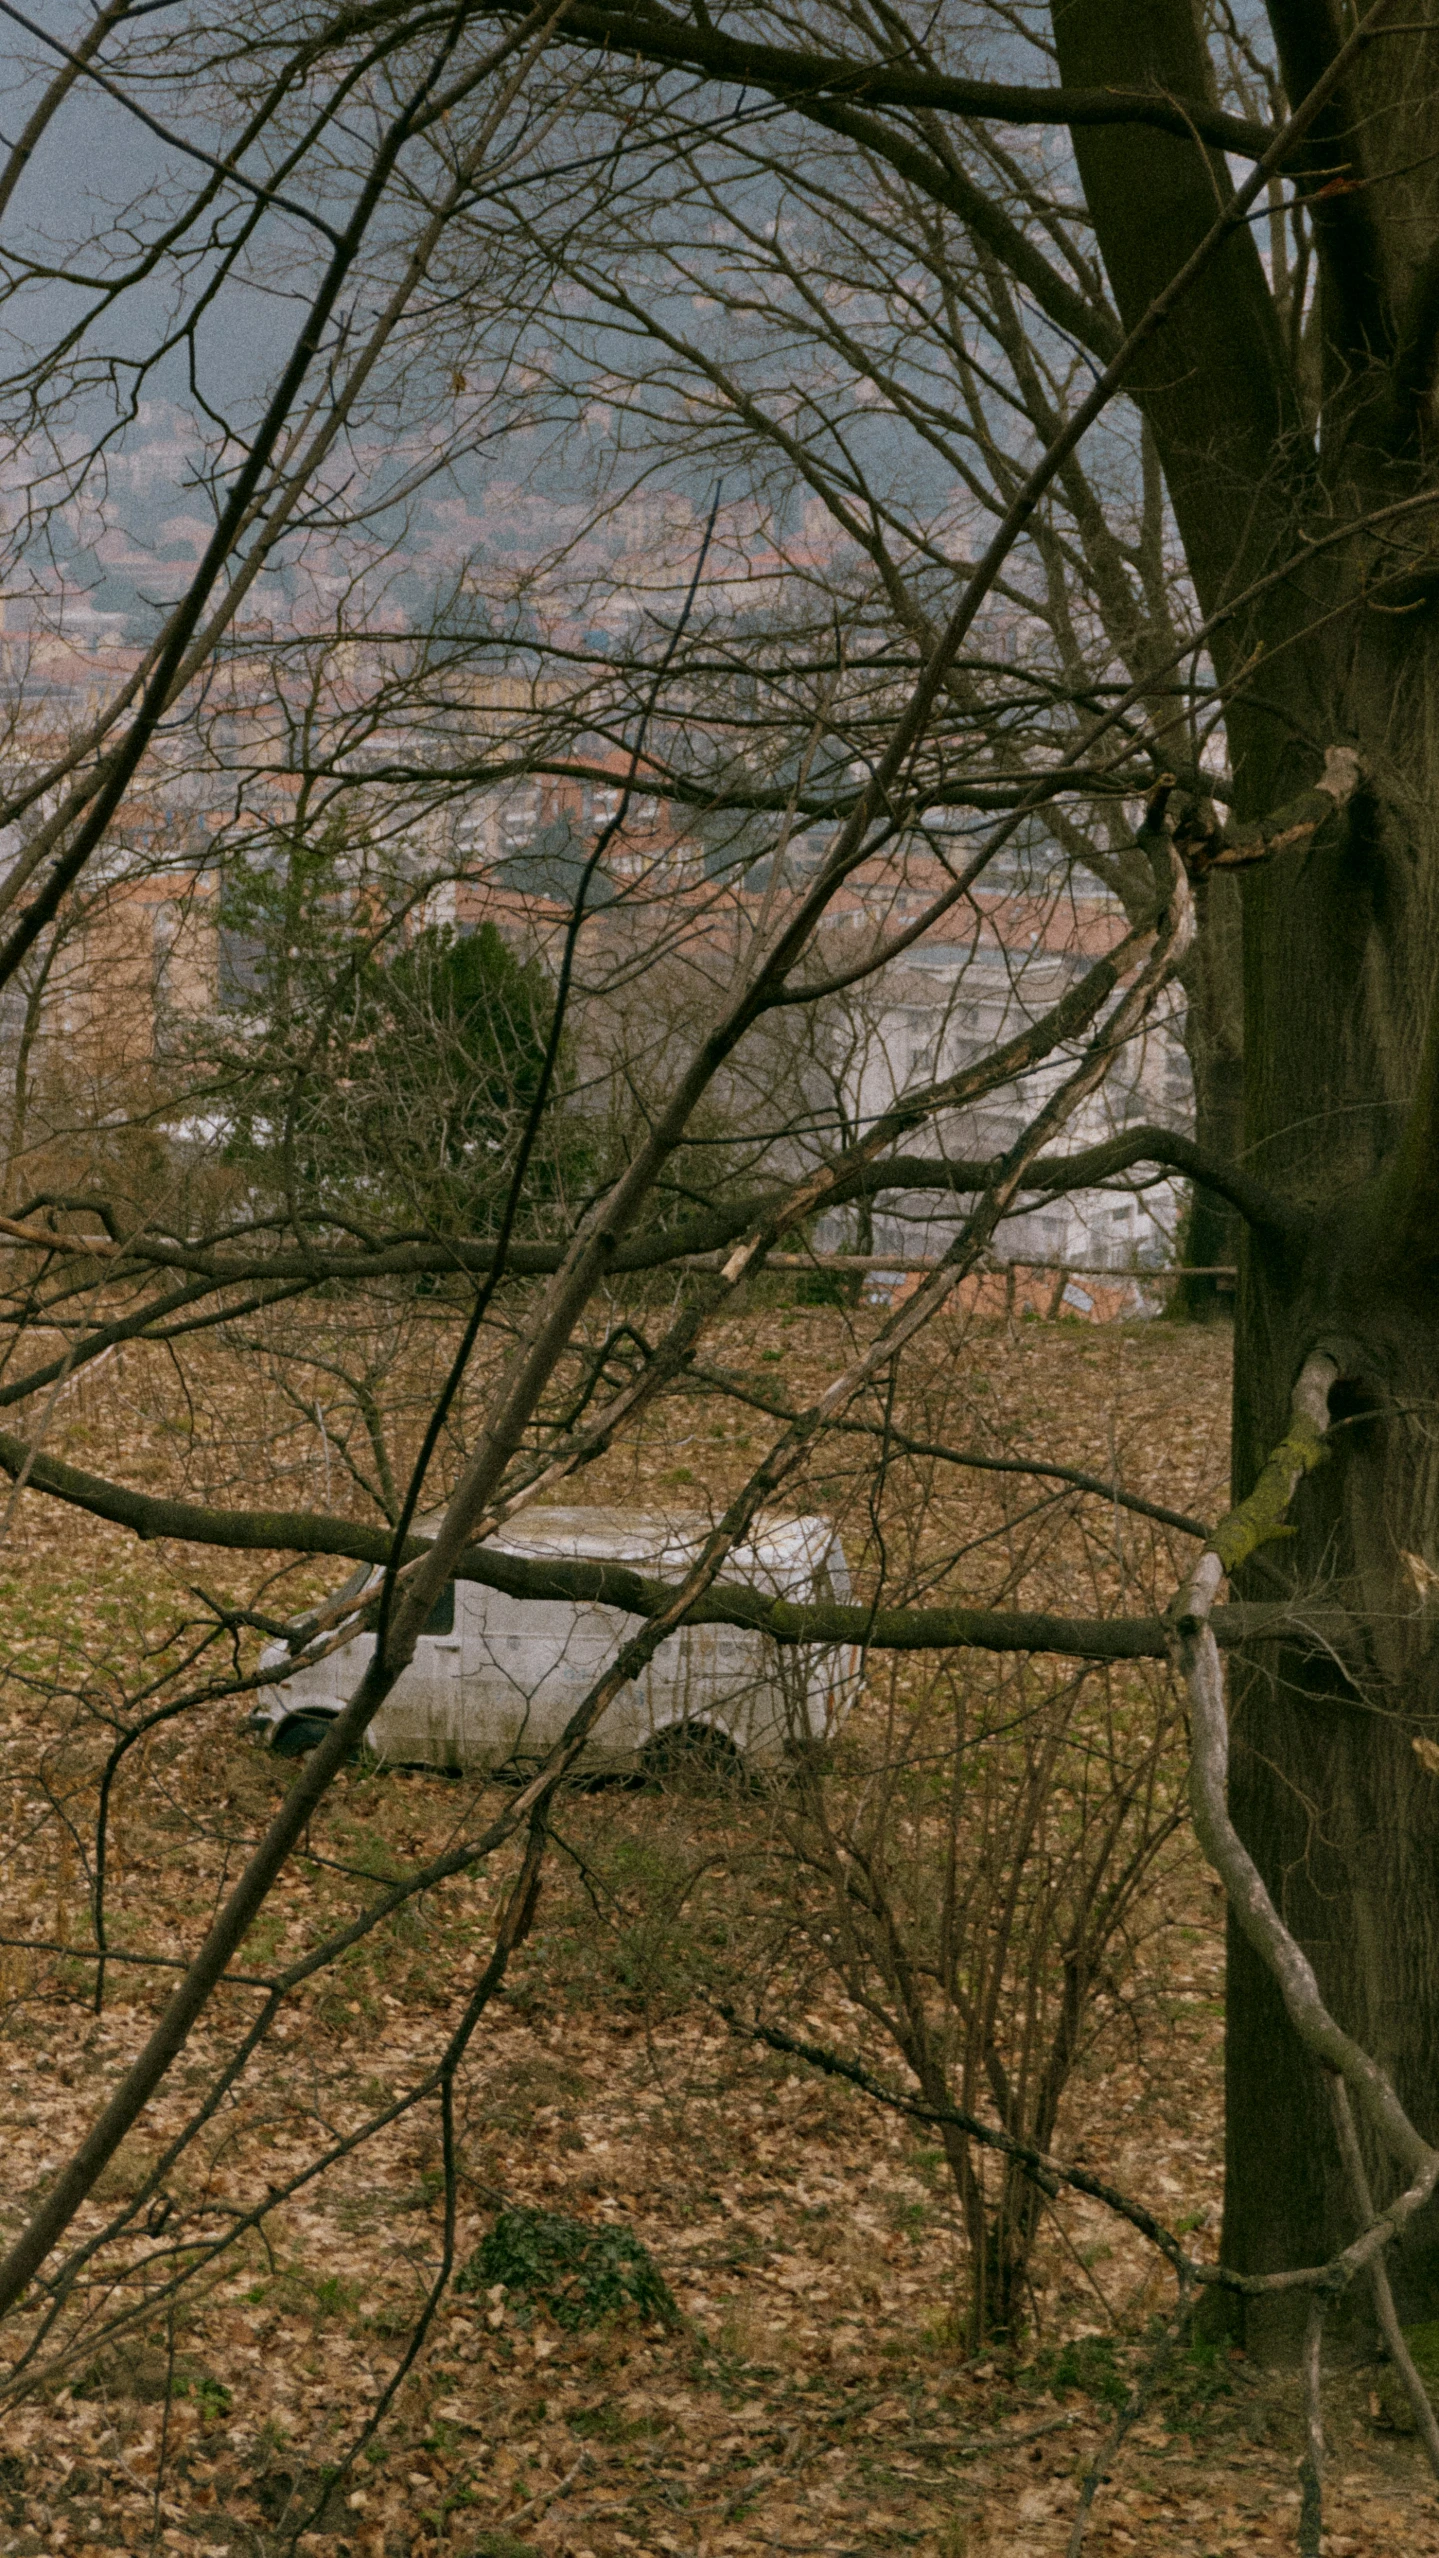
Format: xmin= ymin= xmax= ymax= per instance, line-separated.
xmin=0 ymin=1304 xmax=1436 ymax=2557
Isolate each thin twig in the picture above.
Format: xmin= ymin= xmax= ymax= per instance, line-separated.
xmin=148 ymin=2307 xmax=178 ymax=2557
xmin=1298 ymin=2291 xmax=1326 ymax=2558
xmin=1329 ymin=2074 xmax=1439 ymax=2478
xmin=499 ymin=2449 xmax=589 ymax=2528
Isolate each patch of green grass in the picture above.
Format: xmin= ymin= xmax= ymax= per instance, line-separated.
xmin=1371 ymin=2321 xmax=1439 ymax=2432
xmin=1154 ymin=2335 xmax=1237 ymax=2437
xmin=365 ymin=2300 xmax=422 ymax=2337
xmin=477 ymin=2053 xmax=586 ymax=2139
xmin=1036 ymin=2332 xmax=1127 ymax=2408
xmin=888 ymin=2198 xmax=929 ymax=2237
xmin=908 ymin=2142 xmax=951 ymax=2191
xmin=328 ymin=1819 xmax=408 ymax=1882
xmin=394 ymin=2166 xmax=447 ymax=2213
xmin=1400 ymin=2320 xmax=1439 ymax=2386
xmin=531 ymin=1829 xmax=740 ymax=2018
xmin=176 ymin=2373 xmax=233 ymax=2424
xmin=312 ymin=2273 xmax=360 ymax=2318
xmin=246 ymin=2266 xmax=363 ymax=2324
xmin=567 ymin=2398 xmax=625 ymax=2440
xmin=459 ymin=2206 xmax=679 ymax=2332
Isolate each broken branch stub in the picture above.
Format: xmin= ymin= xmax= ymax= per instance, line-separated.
xmin=1170 ymin=746 xmax=1361 ymax=879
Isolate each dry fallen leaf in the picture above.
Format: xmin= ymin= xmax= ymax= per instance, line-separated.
xmin=5 ymin=1316 xmax=1439 ymax=2555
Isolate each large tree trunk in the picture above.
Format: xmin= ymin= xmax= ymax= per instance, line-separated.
xmin=1052 ymin=0 xmax=1439 ymax=2350
xmin=1220 ymin=612 xmax=1439 ymax=2352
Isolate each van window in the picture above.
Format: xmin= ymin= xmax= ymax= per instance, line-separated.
xmin=423 ymin=1583 xmax=455 ymax=1637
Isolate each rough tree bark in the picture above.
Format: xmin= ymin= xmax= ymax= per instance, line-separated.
xmin=1054 ymin=0 xmax=1439 ymax=2349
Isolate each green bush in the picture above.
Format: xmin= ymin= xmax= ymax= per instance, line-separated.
xmin=458 ymin=2207 xmax=678 ymax=2331
xmin=791 ymin=1267 xmax=855 ymax=1307
xmin=216 ymin=825 xmax=589 ymax=1238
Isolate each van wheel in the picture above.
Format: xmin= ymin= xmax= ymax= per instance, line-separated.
xmin=639 ymin=1722 xmax=747 ymax=1791
xmin=271 ymin=1710 xmax=339 ymax=1758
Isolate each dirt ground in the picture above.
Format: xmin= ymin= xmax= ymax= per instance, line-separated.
xmin=2 ymin=1305 xmax=1437 ymax=2557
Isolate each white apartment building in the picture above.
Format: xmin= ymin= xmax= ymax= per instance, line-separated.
xmin=814 ymin=930 xmax=1193 ymax=1273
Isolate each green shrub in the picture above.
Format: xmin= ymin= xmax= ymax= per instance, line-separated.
xmin=791 ymin=1268 xmax=854 ymax=1307
xmin=458 ymin=2207 xmax=678 ymax=2331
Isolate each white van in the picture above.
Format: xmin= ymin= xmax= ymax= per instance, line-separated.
xmin=250 ymin=1507 xmax=860 ymax=1773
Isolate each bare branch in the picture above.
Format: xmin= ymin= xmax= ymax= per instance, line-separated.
xmin=471 ymin=4 xmax=1275 ymax=158
xmin=1330 ymin=2075 xmax=1439 ymax=2478
xmin=0 ymin=1409 xmax=1351 ymax=1659
xmin=831 ymin=1127 xmax=1293 ymax=1236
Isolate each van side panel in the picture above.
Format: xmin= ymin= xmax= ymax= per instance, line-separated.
xmin=256 ymin=1512 xmax=861 ymax=1769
